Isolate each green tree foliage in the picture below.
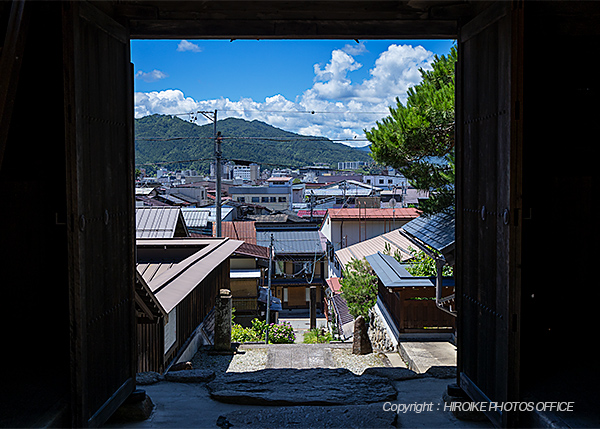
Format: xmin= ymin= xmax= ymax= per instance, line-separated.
xmin=404 ymin=247 xmax=454 ymax=277
xmin=340 ymin=258 xmax=378 ymax=324
xmin=135 ymin=115 xmax=373 ymax=175
xmin=365 ymin=47 xmax=457 ymax=215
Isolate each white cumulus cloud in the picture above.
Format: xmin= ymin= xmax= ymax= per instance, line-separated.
xmin=134 ymin=44 xmax=436 ymax=147
xmin=135 ymin=69 xmax=168 ymax=83
xmin=177 ymin=40 xmax=202 ymax=53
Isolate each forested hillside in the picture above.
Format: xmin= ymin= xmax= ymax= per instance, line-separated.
xmin=135 ymin=115 xmax=372 ymax=174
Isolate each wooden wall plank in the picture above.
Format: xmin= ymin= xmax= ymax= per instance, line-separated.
xmin=63 ymin=2 xmax=134 ymax=426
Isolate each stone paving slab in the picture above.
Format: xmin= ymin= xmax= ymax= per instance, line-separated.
xmin=207 ymin=368 xmax=397 ymax=406
xmin=221 ymin=404 xmax=397 ymax=428
xmin=266 ymin=344 xmax=335 ymax=369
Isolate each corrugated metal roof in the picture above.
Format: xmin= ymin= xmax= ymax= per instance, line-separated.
xmin=206 ymin=207 xmax=234 ymax=222
xmin=220 ymin=221 xmax=257 ymax=243
xmin=365 ymin=252 xmax=434 ymax=288
xmin=335 ymin=228 xmax=414 ymax=270
xmin=311 ymin=188 xmax=374 ymax=197
xmin=136 ymin=238 xmax=243 ymax=314
xmin=326 ymin=207 xmax=420 ymax=220
xmin=401 ymin=211 xmax=455 ymax=253
xmin=326 ymin=277 xmax=342 ymax=294
xmin=365 ymin=252 xmax=454 ymax=289
xmin=233 ymin=242 xmax=270 ymax=259
xmin=181 ymin=208 xmax=210 ymax=228
xmin=256 ymin=230 xmax=327 ymax=255
xmin=136 ymin=207 xmax=187 ymax=238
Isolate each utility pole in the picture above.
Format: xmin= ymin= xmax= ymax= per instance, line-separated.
xmin=265 ymin=233 xmax=274 ymax=343
xmin=309 ymin=190 xmax=315 ymax=222
xmin=214 ymin=117 xmax=222 ymax=237
xmin=196 ymin=110 xmax=221 ymax=237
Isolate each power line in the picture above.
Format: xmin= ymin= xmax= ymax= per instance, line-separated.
xmin=159 ymin=109 xmax=389 ymax=118
xmin=135 ymin=135 xmax=370 ymax=143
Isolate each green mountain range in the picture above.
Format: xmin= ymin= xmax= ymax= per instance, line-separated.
xmin=135 ymin=114 xmax=372 ymax=175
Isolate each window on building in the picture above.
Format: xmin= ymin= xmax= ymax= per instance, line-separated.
xmin=388 ymin=179 xmax=393 ymax=184
xmin=237 ymin=197 xmax=245 ymax=202
xmin=270 ymin=197 xmax=277 ymax=202
xmin=379 ymin=179 xmax=384 ymax=184
xmin=278 ymin=196 xmax=287 ymax=202
xmin=251 ymin=197 xmax=260 ymax=203
xmin=261 ymin=197 xmax=269 ymax=202
xmin=366 ymin=179 xmax=371 ymax=184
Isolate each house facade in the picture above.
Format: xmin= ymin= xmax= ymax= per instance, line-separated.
xmin=321 ymin=208 xmax=420 ymax=250
xmin=256 ymin=229 xmax=327 ymax=310
xmin=135 ymin=238 xmax=242 ymax=373
xmin=229 ymin=179 xmax=293 ymax=211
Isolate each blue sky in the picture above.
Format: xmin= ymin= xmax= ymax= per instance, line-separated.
xmin=132 ymin=39 xmax=454 ymax=146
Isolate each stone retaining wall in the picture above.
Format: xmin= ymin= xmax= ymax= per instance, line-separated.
xmin=368 ymin=309 xmax=397 ymax=352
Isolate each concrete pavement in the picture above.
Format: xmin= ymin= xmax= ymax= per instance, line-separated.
xmin=266 ymin=343 xmax=335 ymax=369
xmin=278 ymin=311 xmax=327 ymax=343
xmin=398 ymin=341 xmax=457 ymax=373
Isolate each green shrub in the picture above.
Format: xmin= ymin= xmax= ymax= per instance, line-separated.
xmin=231 ymin=323 xmax=260 ymax=343
xmin=303 ymin=328 xmax=333 ymax=344
xmin=230 ymin=318 xmax=295 ymax=344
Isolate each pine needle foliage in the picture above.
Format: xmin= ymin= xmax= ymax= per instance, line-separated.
xmin=340 ymin=258 xmax=378 ymax=324
xmin=365 ymin=46 xmax=457 ymax=215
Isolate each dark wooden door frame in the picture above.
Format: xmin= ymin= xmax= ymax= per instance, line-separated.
xmin=455 ymin=2 xmax=523 ymax=427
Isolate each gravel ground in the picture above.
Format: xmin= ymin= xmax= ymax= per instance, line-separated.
xmin=191 ymin=344 xmax=390 ymax=375
xmin=191 ymin=346 xmax=268 ymax=374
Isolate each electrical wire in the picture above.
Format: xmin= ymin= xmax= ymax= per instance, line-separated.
xmin=159 ymin=109 xmax=389 ymax=117
xmin=135 ymin=136 xmax=370 ymax=143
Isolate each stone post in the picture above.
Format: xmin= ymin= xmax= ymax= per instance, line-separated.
xmin=352 ymin=315 xmax=373 ymax=355
xmin=309 ymin=286 xmax=317 ymax=330
xmin=214 ymin=289 xmax=232 ymax=351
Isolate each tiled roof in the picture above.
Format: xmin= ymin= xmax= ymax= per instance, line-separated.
xmin=325 ymin=207 xmax=420 ymax=220
xmin=136 ymin=195 xmax=170 ymax=207
xmin=297 ymin=210 xmax=328 ymax=218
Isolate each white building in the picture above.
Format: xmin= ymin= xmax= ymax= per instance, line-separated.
xmin=232 ymin=164 xmax=260 ymax=182
xmin=337 ymin=161 xmax=369 ymax=170
xmin=363 ymin=174 xmax=407 ymax=190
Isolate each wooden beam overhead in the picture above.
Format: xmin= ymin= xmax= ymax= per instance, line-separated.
xmin=0 ymin=0 xmax=29 ymax=172
xmin=104 ymin=0 xmax=482 ymax=39
xmin=129 ymin=18 xmax=458 ymax=39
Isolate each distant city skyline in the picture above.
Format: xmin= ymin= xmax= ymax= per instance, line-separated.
xmin=132 ymin=39 xmax=455 ymax=147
